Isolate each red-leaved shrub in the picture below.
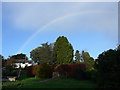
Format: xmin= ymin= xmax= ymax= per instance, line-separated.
xmin=26 ymin=65 xmax=38 ymax=77
xmin=54 ymin=64 xmax=86 ymax=78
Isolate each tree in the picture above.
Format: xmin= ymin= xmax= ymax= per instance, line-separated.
xmin=53 ymin=36 xmax=74 ymax=65
xmin=11 ymin=53 xmax=28 ymax=60
xmin=95 ymin=49 xmax=120 ymax=88
xmin=4 ymin=57 xmax=16 ymax=68
xmin=3 ymin=53 xmax=27 ymax=68
xmin=82 ymin=51 xmax=90 ymax=62
xmin=0 ymin=54 xmax=4 ymax=67
xmin=117 ymin=45 xmax=120 ymax=50
xmin=75 ymin=50 xmax=81 ymax=62
xmin=30 ymin=47 xmax=42 ymax=63
xmin=82 ymin=51 xmax=94 ymax=71
xmin=0 ymin=54 xmax=4 ymax=60
xmin=30 ymin=42 xmax=54 ymax=65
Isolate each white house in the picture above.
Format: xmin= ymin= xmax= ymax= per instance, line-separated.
xmin=15 ymin=60 xmax=36 ymax=68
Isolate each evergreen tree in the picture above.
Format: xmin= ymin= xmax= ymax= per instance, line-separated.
xmin=53 ymin=36 xmax=74 ymax=65
xmin=95 ymin=49 xmax=120 ymax=88
xmin=82 ymin=50 xmax=94 ymax=71
xmin=74 ymin=50 xmax=81 ymax=63
xmin=82 ymin=51 xmax=90 ymax=62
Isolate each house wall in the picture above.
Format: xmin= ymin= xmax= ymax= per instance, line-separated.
xmin=15 ymin=63 xmax=33 ymax=68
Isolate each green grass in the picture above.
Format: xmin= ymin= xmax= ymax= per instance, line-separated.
xmin=2 ymin=78 xmax=97 ymax=88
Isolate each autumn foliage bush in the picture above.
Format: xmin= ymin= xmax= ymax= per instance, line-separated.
xmin=26 ymin=65 xmax=38 ymax=77
xmin=54 ymin=64 xmax=87 ymax=78
xmin=36 ymin=63 xmax=52 ymax=78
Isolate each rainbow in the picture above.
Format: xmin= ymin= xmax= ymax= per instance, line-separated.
xmin=17 ymin=10 xmax=101 ymax=53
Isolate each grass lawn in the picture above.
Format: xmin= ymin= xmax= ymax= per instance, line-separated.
xmin=2 ymin=78 xmax=97 ymax=88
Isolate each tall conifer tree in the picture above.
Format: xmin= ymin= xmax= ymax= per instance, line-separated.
xmin=53 ymin=36 xmax=74 ymax=65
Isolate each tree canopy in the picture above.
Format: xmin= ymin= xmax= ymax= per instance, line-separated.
xmin=75 ymin=50 xmax=81 ymax=62
xmin=11 ymin=53 xmax=28 ymax=60
xmin=30 ymin=42 xmax=54 ymax=65
xmin=95 ymin=49 xmax=120 ymax=88
xmin=53 ymin=36 xmax=74 ymax=65
xmin=81 ymin=51 xmax=95 ymax=71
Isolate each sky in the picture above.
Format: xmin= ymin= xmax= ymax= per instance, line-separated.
xmin=2 ymin=2 xmax=118 ymax=59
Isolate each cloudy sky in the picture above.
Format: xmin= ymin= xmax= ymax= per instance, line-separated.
xmin=2 ymin=2 xmax=118 ymax=59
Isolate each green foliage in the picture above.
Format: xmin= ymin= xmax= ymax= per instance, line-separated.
xmin=74 ymin=60 xmax=81 ymax=64
xmin=95 ymin=49 xmax=120 ymax=88
xmin=0 ymin=54 xmax=4 ymax=60
xmin=85 ymin=70 xmax=97 ymax=82
xmin=4 ymin=57 xmax=16 ymax=68
xmin=75 ymin=50 xmax=81 ymax=62
xmin=82 ymin=51 xmax=95 ymax=71
xmin=117 ymin=45 xmax=120 ymax=50
xmin=53 ymin=36 xmax=74 ymax=65
xmin=2 ymin=67 xmax=17 ymax=76
xmin=36 ymin=63 xmax=52 ymax=78
xmin=30 ymin=47 xmax=42 ymax=63
xmin=10 ymin=53 xmax=28 ymax=60
xmin=30 ymin=42 xmax=54 ymax=65
xmin=19 ymin=70 xmax=28 ymax=80
xmin=75 ymin=67 xmax=87 ymax=80
xmin=82 ymin=51 xmax=91 ymax=62
xmin=0 ymin=54 xmax=4 ymax=67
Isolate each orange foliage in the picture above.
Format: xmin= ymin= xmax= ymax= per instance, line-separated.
xmin=54 ymin=64 xmax=86 ymax=78
xmin=26 ymin=65 xmax=38 ymax=77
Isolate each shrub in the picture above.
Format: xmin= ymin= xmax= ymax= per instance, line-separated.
xmin=19 ymin=70 xmax=28 ymax=80
xmin=52 ymin=72 xmax=60 ymax=79
xmin=36 ymin=63 xmax=52 ymax=78
xmin=2 ymin=67 xmax=17 ymax=76
xmin=54 ymin=64 xmax=69 ymax=78
xmin=95 ymin=49 xmax=120 ymax=88
xmin=68 ymin=64 xmax=86 ymax=78
xmin=54 ymin=64 xmax=87 ymax=78
xmin=75 ymin=67 xmax=87 ymax=80
xmin=85 ymin=70 xmax=97 ymax=82
xmin=26 ymin=65 xmax=38 ymax=77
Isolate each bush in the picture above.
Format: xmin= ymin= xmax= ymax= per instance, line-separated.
xmin=52 ymin=72 xmax=60 ymax=79
xmin=75 ymin=67 xmax=87 ymax=80
xmin=95 ymin=49 xmax=120 ymax=88
xmin=68 ymin=64 xmax=86 ymax=78
xmin=2 ymin=67 xmax=17 ymax=76
xmin=54 ymin=64 xmax=87 ymax=78
xmin=26 ymin=65 xmax=38 ymax=77
xmin=85 ymin=70 xmax=97 ymax=82
xmin=19 ymin=70 xmax=28 ymax=80
xmin=36 ymin=63 xmax=52 ymax=78
xmin=54 ymin=64 xmax=69 ymax=78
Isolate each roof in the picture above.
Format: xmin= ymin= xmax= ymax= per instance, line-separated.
xmin=15 ymin=60 xmax=34 ymax=64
